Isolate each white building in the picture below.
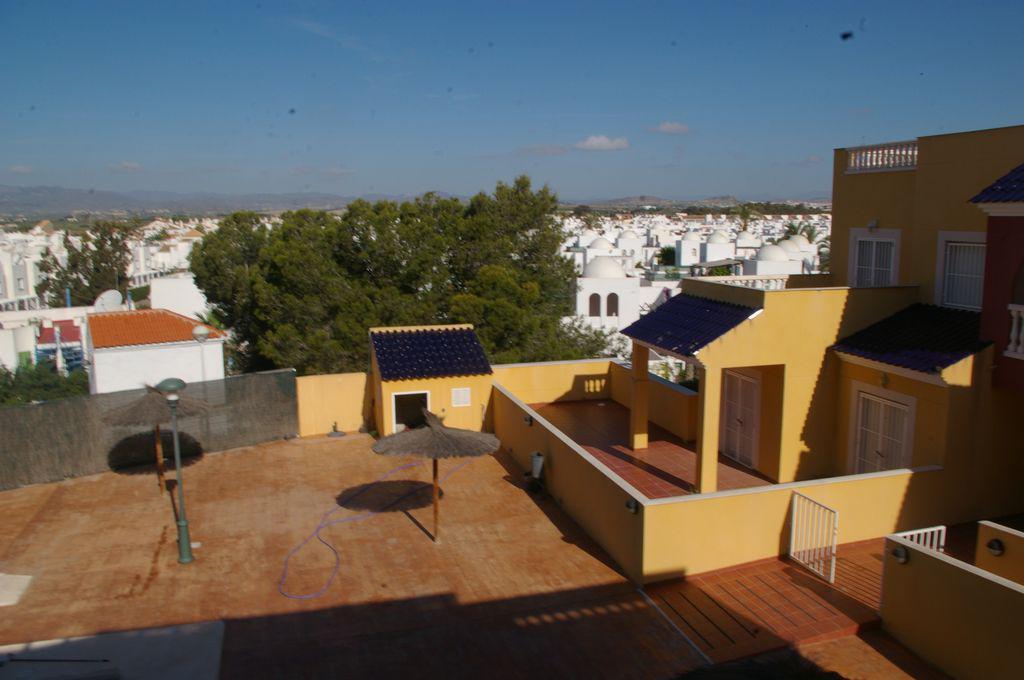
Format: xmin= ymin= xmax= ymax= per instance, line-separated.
xmin=575 ymin=256 xmax=674 ymax=340
xmin=85 ymin=309 xmax=225 ymax=394
xmin=150 ymin=273 xmax=210 ymax=320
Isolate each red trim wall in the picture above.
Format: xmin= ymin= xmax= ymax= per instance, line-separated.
xmin=981 ymin=215 xmax=1024 ymax=390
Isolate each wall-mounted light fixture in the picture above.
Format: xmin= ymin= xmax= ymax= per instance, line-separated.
xmin=867 ymin=218 xmax=879 ymax=232
xmin=880 ymin=372 xmax=889 ymax=388
xmin=891 ymin=545 xmax=909 ymax=564
xmin=987 ymin=538 xmax=1005 ymax=556
xmin=524 ymin=414 xmax=534 ymax=426
xmin=625 ymin=498 xmax=639 ymax=514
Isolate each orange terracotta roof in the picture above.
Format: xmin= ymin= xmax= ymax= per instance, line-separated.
xmin=88 ymin=309 xmax=224 ymax=349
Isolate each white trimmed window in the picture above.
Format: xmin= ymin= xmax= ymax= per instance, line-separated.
xmin=451 ymin=387 xmax=471 ymax=407
xmin=941 ymin=242 xmax=985 ymax=310
xmin=854 ymin=239 xmax=895 ymax=287
xmin=854 ymin=392 xmax=910 ymax=473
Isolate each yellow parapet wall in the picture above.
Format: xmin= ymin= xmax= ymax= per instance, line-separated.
xmin=641 ymin=465 xmax=945 ymax=582
xmin=975 ymin=521 xmax=1024 ymax=586
xmin=491 ymin=359 xmax=613 ymax=405
xmin=608 ymin=361 xmax=698 ymax=443
xmin=881 ymin=535 xmax=1024 ymax=680
xmin=296 ymin=372 xmax=372 ymax=436
xmin=492 ymin=383 xmax=644 ymax=581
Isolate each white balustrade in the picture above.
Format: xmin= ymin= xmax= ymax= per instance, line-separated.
xmin=846 ymin=141 xmax=918 ymax=173
xmin=1006 ymin=304 xmax=1024 ymax=359
xmin=698 ymin=275 xmax=790 ymax=291
xmin=895 ymin=525 xmax=947 ymax=553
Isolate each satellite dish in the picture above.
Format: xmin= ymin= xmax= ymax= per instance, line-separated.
xmin=93 ymin=289 xmax=124 ymax=312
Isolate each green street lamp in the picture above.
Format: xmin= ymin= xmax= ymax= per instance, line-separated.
xmin=156 ymin=376 xmax=193 ymax=564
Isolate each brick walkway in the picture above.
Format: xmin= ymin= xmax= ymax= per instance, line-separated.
xmin=532 ymin=400 xmax=771 ymax=498
xmin=647 ymin=540 xmax=885 ymax=665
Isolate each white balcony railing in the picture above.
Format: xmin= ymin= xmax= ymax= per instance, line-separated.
xmin=1006 ymin=304 xmax=1024 ymax=360
xmin=846 ymin=140 xmax=918 ymax=173
xmin=698 ymin=274 xmax=789 ymax=291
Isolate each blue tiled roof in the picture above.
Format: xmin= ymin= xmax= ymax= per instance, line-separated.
xmin=622 ymin=294 xmax=759 ymax=356
xmin=971 ymin=161 xmax=1024 ymax=203
xmin=371 ymin=327 xmax=492 ymax=381
xmin=832 ymin=304 xmax=987 ymax=374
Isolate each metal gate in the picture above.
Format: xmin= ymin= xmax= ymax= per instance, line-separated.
xmin=788 ymin=492 xmax=839 ymax=583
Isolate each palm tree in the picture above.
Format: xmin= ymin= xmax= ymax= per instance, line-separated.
xmin=732 ymin=203 xmax=763 ymax=231
xmin=817 ymin=236 xmax=831 ymax=273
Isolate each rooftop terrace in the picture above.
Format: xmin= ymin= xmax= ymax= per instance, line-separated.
xmin=0 ymin=434 xmax=704 ymax=677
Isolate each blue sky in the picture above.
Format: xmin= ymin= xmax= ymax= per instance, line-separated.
xmin=2 ymin=0 xmax=1023 ymax=201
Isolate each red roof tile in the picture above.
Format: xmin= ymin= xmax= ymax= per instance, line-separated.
xmin=88 ymin=309 xmax=223 ymax=349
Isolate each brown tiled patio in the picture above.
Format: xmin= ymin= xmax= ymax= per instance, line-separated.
xmin=0 ymin=434 xmax=704 ymax=678
xmin=532 ymin=400 xmax=772 ymax=498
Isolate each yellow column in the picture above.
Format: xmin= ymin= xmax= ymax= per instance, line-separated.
xmin=630 ymin=344 xmax=650 ymax=450
xmin=695 ymin=365 xmax=720 ymax=493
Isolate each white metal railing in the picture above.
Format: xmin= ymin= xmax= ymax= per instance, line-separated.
xmin=846 ymin=140 xmax=918 ymax=173
xmin=1006 ymin=304 xmax=1024 ymax=359
xmin=699 ymin=274 xmax=789 ymax=291
xmin=789 ymin=491 xmax=839 ymax=583
xmin=895 ymin=525 xmax=946 ymax=553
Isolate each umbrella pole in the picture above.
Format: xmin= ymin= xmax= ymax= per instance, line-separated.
xmin=432 ymin=458 xmax=440 ymax=543
xmin=154 ymin=424 xmax=166 ymax=490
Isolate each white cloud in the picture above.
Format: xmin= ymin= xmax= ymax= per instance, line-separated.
xmin=108 ymin=160 xmax=142 ymax=173
xmin=651 ymin=121 xmax=690 ymax=135
xmin=574 ymin=135 xmax=629 ymax=151
xmin=7 ymin=164 xmax=32 ymax=174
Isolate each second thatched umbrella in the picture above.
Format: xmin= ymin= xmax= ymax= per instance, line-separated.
xmin=104 ymin=386 xmax=209 ymax=488
xmin=372 ymin=410 xmax=499 ymax=542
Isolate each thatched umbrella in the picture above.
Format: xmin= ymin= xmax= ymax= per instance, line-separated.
xmin=104 ymin=386 xmax=208 ymax=488
xmin=372 ymin=410 xmax=499 ymax=542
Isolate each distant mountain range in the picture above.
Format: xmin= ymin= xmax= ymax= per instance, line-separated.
xmin=0 ymin=185 xmax=458 ymax=217
xmin=0 ymin=184 xmax=829 ymax=218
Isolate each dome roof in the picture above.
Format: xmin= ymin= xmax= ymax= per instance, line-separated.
xmin=757 ymin=244 xmax=790 ymax=262
xmin=619 ymin=229 xmax=639 ymax=240
xmin=708 ymin=230 xmax=731 ymax=244
xmin=789 ymin=234 xmax=810 ymax=247
xmin=589 ymin=236 xmax=614 ymax=251
xmin=682 ymin=230 xmax=702 ymax=242
xmin=582 ymin=256 xmax=627 ymax=278
xmin=777 ymin=238 xmax=800 ymax=253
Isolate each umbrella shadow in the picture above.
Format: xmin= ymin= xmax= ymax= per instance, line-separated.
xmin=336 ymin=480 xmax=441 ymax=541
xmin=108 ymin=431 xmax=205 ymax=474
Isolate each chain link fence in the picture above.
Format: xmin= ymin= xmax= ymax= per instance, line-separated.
xmin=0 ymin=369 xmax=297 ymax=491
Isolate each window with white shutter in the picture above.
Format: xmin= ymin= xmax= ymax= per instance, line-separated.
xmin=855 ymin=393 xmax=910 ymax=473
xmin=855 ymin=239 xmax=895 ymax=287
xmin=942 ymin=242 xmax=985 ymax=310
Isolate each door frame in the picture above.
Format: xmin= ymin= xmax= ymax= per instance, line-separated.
xmin=846 ymin=380 xmax=916 ymax=473
xmin=391 ymin=390 xmax=431 ymax=434
xmin=720 ymin=368 xmax=761 ymax=469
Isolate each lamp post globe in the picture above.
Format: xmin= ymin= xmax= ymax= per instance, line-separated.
xmin=156 ymin=376 xmax=193 ymax=564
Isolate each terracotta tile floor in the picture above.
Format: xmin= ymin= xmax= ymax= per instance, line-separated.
xmin=647 ymin=540 xmax=885 ymax=664
xmin=532 ymin=400 xmax=772 ymax=498
xmin=0 ymin=435 xmax=704 ymax=678
xmin=797 ymin=630 xmax=950 ymax=679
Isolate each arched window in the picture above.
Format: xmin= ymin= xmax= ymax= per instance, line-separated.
xmin=588 ymin=293 xmax=601 ymax=317
xmin=607 ymin=293 xmax=619 ymax=317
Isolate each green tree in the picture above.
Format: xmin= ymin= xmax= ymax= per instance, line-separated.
xmin=658 ymin=245 xmax=676 ymax=265
xmin=189 ymin=212 xmax=269 ymax=372
xmin=36 ymin=221 xmax=135 ymax=306
xmin=0 ymin=360 xmax=89 ymax=406
xmin=191 ymin=177 xmax=609 ymax=375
